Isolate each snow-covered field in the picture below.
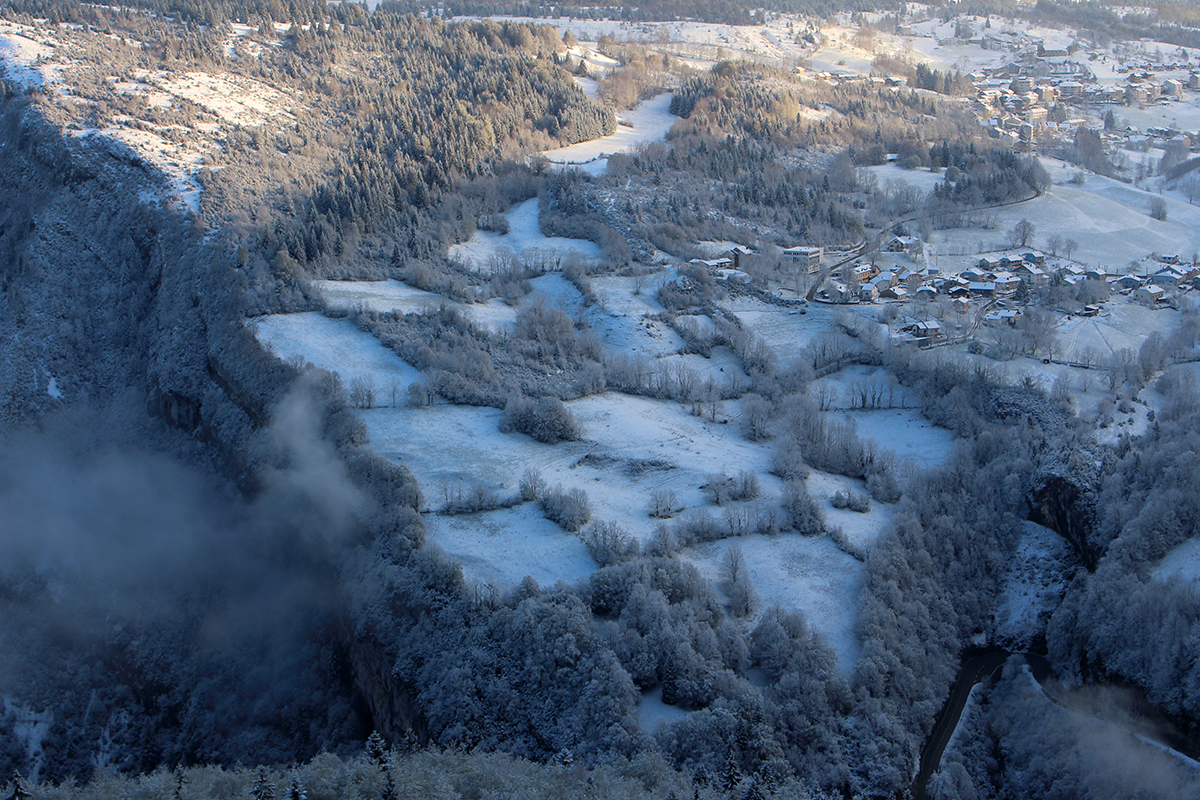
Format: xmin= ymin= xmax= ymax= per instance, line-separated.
xmin=252 ymin=312 xmax=424 ymax=393
xmin=356 ymin=387 xmax=876 ymax=670
xmin=806 ymin=365 xmax=955 ymax=469
xmin=0 ymin=22 xmax=56 ymax=88
xmin=806 ymin=469 xmax=896 ymax=554
xmin=720 ymin=297 xmax=860 ymax=360
xmin=315 ymin=279 xmax=523 ymax=334
xmin=363 ymin=391 xmax=775 ymax=526
xmin=918 ymin=162 xmax=1200 ymax=271
xmin=542 ymin=90 xmax=678 ymax=173
xmin=449 ymin=198 xmax=603 ymax=270
xmin=425 ymin=505 xmax=595 ymax=589
xmin=1056 ymin=300 xmax=1180 ymax=363
xmin=151 ymin=71 xmax=297 ymax=127
xmin=685 ymin=532 xmax=864 ymax=672
xmin=832 ymin=408 xmax=955 ymax=469
xmin=585 ymin=273 xmax=686 ymax=358
xmin=1154 ymin=537 xmax=1200 ymax=584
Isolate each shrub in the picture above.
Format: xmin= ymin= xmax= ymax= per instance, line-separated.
xmin=832 ymin=489 xmax=871 ymax=513
xmin=703 ymin=471 xmax=761 ymax=506
xmin=649 ymin=488 xmax=677 ymax=519
xmin=519 ymin=468 xmax=546 ymax=501
xmin=500 ymin=393 xmax=581 ymax=443
xmin=541 ymin=484 xmax=592 ymax=531
xmin=782 ymin=481 xmax=825 ymax=535
xmin=584 ymin=520 xmax=639 ymax=566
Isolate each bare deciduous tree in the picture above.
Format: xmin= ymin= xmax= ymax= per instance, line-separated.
xmin=1008 ymin=218 xmax=1036 ymax=248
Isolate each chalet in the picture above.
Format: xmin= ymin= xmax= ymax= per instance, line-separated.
xmin=1158 ymin=253 xmax=1181 ymax=265
xmin=1110 ymin=274 xmax=1142 ymax=291
xmin=1079 ymin=305 xmax=1101 ymax=317
xmin=1014 ymin=263 xmax=1050 ymax=287
xmin=1151 ymin=267 xmax=1187 ymax=288
xmin=952 ymin=297 xmax=971 ymax=314
xmin=1190 ymin=73 xmax=1200 ymax=91
xmin=1048 ymin=260 xmax=1080 ymax=279
xmin=1126 ymin=85 xmax=1151 ymax=105
xmin=1136 ymin=285 xmax=1167 ymax=305
xmin=985 ymin=309 xmax=1022 ymax=325
xmin=783 ymin=245 xmax=823 ymax=273
xmin=993 ymin=272 xmax=1022 ymax=298
xmin=1022 ymin=251 xmax=1046 ymax=265
xmin=880 ymin=285 xmax=908 ymax=301
xmin=914 ymin=285 xmax=937 ymax=302
xmin=688 ymin=258 xmax=732 ymax=269
xmin=910 ymin=320 xmax=943 ymax=341
xmin=852 ymin=263 xmax=878 ymax=283
xmin=886 ymin=235 xmax=920 ymax=253
xmin=977 ymin=257 xmax=1003 ymax=272
xmin=1058 ymin=81 xmax=1083 ymax=98
xmin=1163 ymin=79 xmax=1183 ymax=97
xmin=859 ymin=283 xmax=879 ymax=303
xmin=969 ymin=281 xmax=997 ymax=298
xmin=829 ymin=282 xmax=856 ymax=303
xmin=1084 ymin=268 xmax=1109 ymax=282
xmin=726 ymin=245 xmax=754 ymax=270
xmin=875 ymin=271 xmax=899 ymax=289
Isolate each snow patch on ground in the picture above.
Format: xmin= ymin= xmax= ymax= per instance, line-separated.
xmin=0 ymin=25 xmax=54 ymax=88
xmin=637 ymin=686 xmax=692 ymax=734
xmin=448 ymin=198 xmax=603 ymax=270
xmin=994 ymin=521 xmax=1073 ymax=648
xmin=314 ymin=280 xmax=519 ymax=334
xmin=1154 ymin=537 xmax=1200 ymax=585
xmin=3 ymin=698 xmax=53 ymax=783
xmin=252 ymin=312 xmax=424 ymax=394
xmin=685 ymin=533 xmax=864 ymax=673
xmin=542 ymin=92 xmax=677 ymax=170
xmin=46 ymin=376 xmax=62 ymax=399
xmin=831 ymin=409 xmax=955 ymax=469
xmin=153 ymin=71 xmax=298 ymax=127
xmin=88 ymin=125 xmax=205 ymax=214
xmin=806 ymin=470 xmax=896 ymax=554
xmin=424 ymin=505 xmax=595 ymax=589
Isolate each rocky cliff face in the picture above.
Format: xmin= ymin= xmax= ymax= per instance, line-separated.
xmin=0 ymin=95 xmax=425 ymax=775
xmin=0 ymin=96 xmax=293 ymax=474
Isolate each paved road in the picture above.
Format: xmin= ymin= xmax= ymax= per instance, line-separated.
xmin=910 ymin=649 xmax=1010 ymax=800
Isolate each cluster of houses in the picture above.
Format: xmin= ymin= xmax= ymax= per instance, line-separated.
xmin=700 ymin=236 xmax=1196 ymax=313
xmin=960 ymin=26 xmax=1200 ymax=147
xmin=1121 ymin=254 xmax=1200 ymax=306
xmin=812 ymin=247 xmax=1200 ymax=310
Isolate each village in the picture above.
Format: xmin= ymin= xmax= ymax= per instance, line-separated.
xmin=960 ymin=22 xmax=1200 ymax=155
xmin=693 ymin=235 xmax=1197 ymax=354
